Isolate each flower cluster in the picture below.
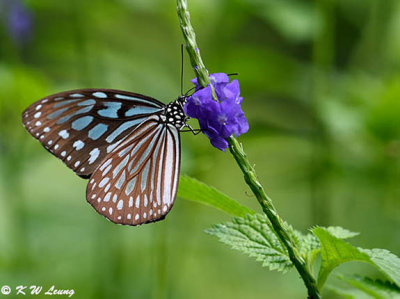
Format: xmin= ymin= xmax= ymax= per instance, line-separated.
xmin=184 ymin=73 xmax=249 ymax=151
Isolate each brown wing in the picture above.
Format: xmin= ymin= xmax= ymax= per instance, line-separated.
xmin=86 ymin=115 xmax=181 ymax=225
xmin=22 ymin=89 xmax=164 ymax=177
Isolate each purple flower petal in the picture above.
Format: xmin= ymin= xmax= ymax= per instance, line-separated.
xmin=221 ymin=79 xmax=241 ymax=102
xmin=6 ymin=0 xmax=33 ymax=44
xmin=209 ymin=136 xmax=229 ymax=151
xmin=191 ymin=72 xmax=230 ymax=90
xmin=184 ymin=85 xmax=213 ymax=118
xmin=209 ymin=73 xmax=229 ymax=85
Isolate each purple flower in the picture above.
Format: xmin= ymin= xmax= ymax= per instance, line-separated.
xmin=184 ymin=73 xmax=249 ymax=151
xmin=4 ymin=0 xmax=33 ymax=45
xmin=191 ymin=73 xmax=229 ymax=90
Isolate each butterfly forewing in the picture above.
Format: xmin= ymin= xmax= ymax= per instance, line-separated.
xmin=22 ymin=89 xmax=165 ymax=177
xmin=86 ymin=115 xmax=181 ymax=225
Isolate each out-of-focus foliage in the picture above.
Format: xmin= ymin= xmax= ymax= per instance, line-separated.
xmin=0 ymin=0 xmax=399 ymax=298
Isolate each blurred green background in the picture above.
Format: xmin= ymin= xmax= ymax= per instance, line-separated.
xmin=0 ymin=0 xmax=399 ymax=298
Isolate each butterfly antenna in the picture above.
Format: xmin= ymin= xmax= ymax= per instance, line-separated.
xmin=184 ymin=86 xmax=195 ymax=97
xmin=180 ymin=44 xmax=184 ymax=96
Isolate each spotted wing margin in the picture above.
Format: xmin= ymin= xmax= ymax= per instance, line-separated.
xmin=22 ymin=89 xmax=165 ymax=177
xmin=86 ymin=115 xmax=181 ymax=225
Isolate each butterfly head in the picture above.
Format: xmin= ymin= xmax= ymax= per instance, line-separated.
xmin=176 ymin=95 xmax=187 ymax=106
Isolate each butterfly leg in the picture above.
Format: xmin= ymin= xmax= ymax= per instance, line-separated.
xmin=180 ymin=124 xmax=203 ymax=135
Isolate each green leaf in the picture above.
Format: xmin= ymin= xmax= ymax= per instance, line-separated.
xmin=313 ymin=227 xmax=400 ymax=290
xmin=298 ymin=233 xmax=320 ymax=269
xmin=313 ymin=227 xmax=369 ymax=289
xmin=177 ymin=175 xmax=254 ymax=217
xmin=339 ymin=275 xmax=400 ymax=299
xmin=360 ymin=249 xmax=400 ymax=287
xmin=325 ymin=226 xmax=360 ymax=239
xmin=298 ymin=226 xmax=358 ymax=261
xmin=206 ymin=214 xmax=293 ymax=273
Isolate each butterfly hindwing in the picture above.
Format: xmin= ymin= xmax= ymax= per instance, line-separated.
xmin=86 ymin=115 xmax=181 ymax=225
xmin=22 ymin=89 xmax=165 ymax=177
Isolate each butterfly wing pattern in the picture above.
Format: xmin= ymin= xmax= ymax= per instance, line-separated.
xmin=87 ymin=115 xmax=181 ymax=225
xmin=22 ymin=89 xmax=187 ymax=225
xmin=22 ymin=89 xmax=164 ymax=177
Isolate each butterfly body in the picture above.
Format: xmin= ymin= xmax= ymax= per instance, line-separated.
xmin=163 ymin=96 xmax=187 ymax=129
xmin=22 ymin=89 xmax=188 ymax=226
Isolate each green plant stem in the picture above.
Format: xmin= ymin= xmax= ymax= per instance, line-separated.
xmin=227 ymin=137 xmax=320 ymax=299
xmin=176 ymin=1 xmax=321 ymax=298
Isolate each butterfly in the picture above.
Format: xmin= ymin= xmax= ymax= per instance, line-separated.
xmin=22 ymin=89 xmax=190 ymax=226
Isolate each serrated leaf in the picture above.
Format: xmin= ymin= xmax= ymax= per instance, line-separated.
xmin=360 ymin=249 xmax=400 ymax=287
xmin=339 ymin=275 xmax=400 ymax=299
xmin=313 ymin=227 xmax=369 ymax=289
xmin=298 ymin=233 xmax=319 ymax=256
xmin=177 ymin=175 xmax=254 ymax=217
xmin=313 ymin=227 xmax=400 ymax=290
xmin=298 ymin=226 xmax=358 ymax=260
xmin=298 ymin=233 xmax=320 ymax=268
xmin=326 ymin=226 xmax=359 ymax=239
xmin=206 ymin=214 xmax=294 ymax=273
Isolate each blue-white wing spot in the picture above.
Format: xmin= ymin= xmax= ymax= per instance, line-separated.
xmin=58 ymin=130 xmax=69 ymax=139
xmin=72 ymin=116 xmax=93 ymax=130
xmin=73 ymin=140 xmax=85 ymax=151
xmin=89 ymin=123 xmax=109 ymax=140
xmin=88 ymin=148 xmax=100 ymax=164
xmin=112 ymin=155 xmax=130 ymax=179
xmin=114 ymin=94 xmax=163 ymax=107
xmin=105 ymin=118 xmax=145 ymax=143
xmin=70 ymin=93 xmax=84 ymax=98
xmin=53 ymin=99 xmax=79 ymax=108
xmin=47 ymin=107 xmax=69 ymax=119
xmin=125 ymin=178 xmax=136 ymax=196
xmin=98 ymin=102 xmax=122 ymax=118
xmin=125 ymin=106 xmax=161 ymax=117
xmin=56 ymin=106 xmax=93 ymax=125
xmin=93 ymin=92 xmax=107 ymax=98
xmin=141 ymin=161 xmax=151 ymax=191
xmin=78 ymin=99 xmax=96 ymax=106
